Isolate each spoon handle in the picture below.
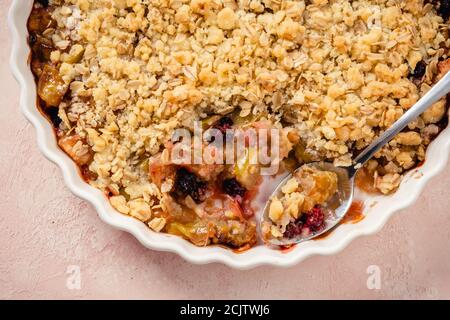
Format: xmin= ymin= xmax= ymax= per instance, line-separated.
xmin=349 ymin=71 xmax=450 ymax=177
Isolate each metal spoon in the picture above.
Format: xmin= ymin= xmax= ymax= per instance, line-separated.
xmin=263 ymin=71 xmax=450 ymax=246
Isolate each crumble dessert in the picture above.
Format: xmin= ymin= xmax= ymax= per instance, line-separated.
xmin=262 ymin=166 xmax=338 ymax=240
xmin=28 ymin=0 xmax=449 ymax=249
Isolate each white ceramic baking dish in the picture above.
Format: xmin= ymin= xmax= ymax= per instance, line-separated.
xmin=9 ymin=0 xmax=450 ymax=269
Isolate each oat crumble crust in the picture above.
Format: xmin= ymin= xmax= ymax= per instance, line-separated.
xmin=29 ymin=0 xmax=449 ymax=248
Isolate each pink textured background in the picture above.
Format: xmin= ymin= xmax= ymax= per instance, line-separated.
xmin=1 ymin=0 xmax=450 ymax=300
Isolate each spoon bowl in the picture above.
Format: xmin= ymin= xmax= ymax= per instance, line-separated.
xmin=262 ymin=162 xmax=355 ymax=246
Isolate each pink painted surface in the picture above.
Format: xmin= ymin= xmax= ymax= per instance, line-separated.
xmin=1 ymin=0 xmax=450 ymax=299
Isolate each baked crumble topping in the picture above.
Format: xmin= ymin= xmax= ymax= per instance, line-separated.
xmin=28 ymin=0 xmax=449 ymax=249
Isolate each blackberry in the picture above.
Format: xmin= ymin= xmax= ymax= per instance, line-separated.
xmin=173 ymin=167 xmax=207 ymax=203
xmin=213 ymin=116 xmax=234 ymax=133
xmin=284 ymin=220 xmax=304 ymax=239
xmin=410 ymin=61 xmax=426 ymax=79
xmin=302 ymin=206 xmax=325 ymax=232
xmin=283 ymin=206 xmax=326 ymax=238
xmin=222 ymin=178 xmax=246 ymax=199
